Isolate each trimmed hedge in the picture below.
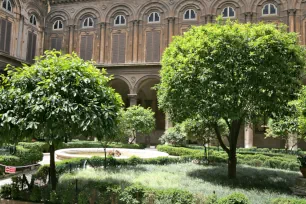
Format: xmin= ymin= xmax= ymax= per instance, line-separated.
xmin=271 ymin=198 xmax=306 ymax=204
xmin=157 ymin=145 xmax=300 ymax=171
xmin=0 ymin=145 xmax=43 ymax=174
xmin=218 ymin=192 xmax=250 ymax=204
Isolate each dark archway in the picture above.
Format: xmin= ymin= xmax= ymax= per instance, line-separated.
xmin=109 ymin=78 xmax=131 ymax=108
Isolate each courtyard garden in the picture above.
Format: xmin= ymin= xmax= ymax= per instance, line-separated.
xmin=1 ymin=19 xmax=306 ymax=203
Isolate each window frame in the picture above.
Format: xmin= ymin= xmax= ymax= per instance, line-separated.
xmin=53 ymin=20 xmax=63 ymax=31
xmin=183 ymin=9 xmax=197 ymax=21
xmin=222 ymin=6 xmax=236 ymax=18
xmin=114 ymin=15 xmax=126 ymax=26
xmin=30 ymin=14 xmax=37 ymax=26
xmin=82 ymin=17 xmax=94 ymax=28
xmin=2 ymin=0 xmax=12 ymax=12
xmin=262 ymin=3 xmax=278 ymax=16
xmin=148 ymin=12 xmax=160 ymax=23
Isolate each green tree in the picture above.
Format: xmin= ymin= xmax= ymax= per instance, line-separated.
xmin=157 ymin=20 xmax=305 ymax=178
xmin=159 ymin=125 xmax=186 ymax=146
xmin=0 ymin=51 xmax=122 ymax=189
xmin=121 ymin=105 xmax=155 ymax=144
xmin=181 ymin=118 xmax=228 ymax=159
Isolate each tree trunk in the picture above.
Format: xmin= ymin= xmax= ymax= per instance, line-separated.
xmin=104 ymin=147 xmax=107 ymax=169
xmin=49 ymin=143 xmax=57 ymax=190
xmin=228 ymin=148 xmax=237 ymax=179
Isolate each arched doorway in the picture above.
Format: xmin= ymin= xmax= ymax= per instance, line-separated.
xmin=109 ymin=78 xmax=131 ymax=108
xmin=135 ymin=77 xmax=165 ymax=145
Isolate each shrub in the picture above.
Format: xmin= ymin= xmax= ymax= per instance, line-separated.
xmin=218 ymin=193 xmax=249 ymax=204
xmin=271 ymin=198 xmax=306 ymax=204
xmin=159 ymin=127 xmax=186 ymax=146
xmin=18 ymin=142 xmax=49 ymax=153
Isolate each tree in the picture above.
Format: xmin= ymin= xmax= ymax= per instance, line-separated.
xmin=121 ymin=105 xmax=155 ymax=144
xmin=157 ymin=20 xmax=305 ymax=179
xmin=181 ymin=118 xmax=228 ymax=160
xmin=159 ymin=125 xmax=186 ymax=146
xmin=0 ymin=51 xmax=122 ymax=189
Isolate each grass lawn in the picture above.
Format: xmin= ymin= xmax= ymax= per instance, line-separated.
xmin=59 ymin=163 xmax=302 ymax=203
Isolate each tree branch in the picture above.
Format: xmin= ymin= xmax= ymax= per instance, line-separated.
xmin=213 ymin=123 xmax=230 ymax=154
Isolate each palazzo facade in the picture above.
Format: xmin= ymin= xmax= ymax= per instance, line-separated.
xmin=1 ymin=0 xmax=306 ymax=148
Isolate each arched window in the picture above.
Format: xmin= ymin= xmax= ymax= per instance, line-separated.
xmin=53 ymin=20 xmax=63 ymax=30
xmin=2 ymin=0 xmax=12 ymax=12
xmin=262 ymin=3 xmax=277 ymax=16
xmin=30 ymin=15 xmax=37 ymax=26
xmin=222 ymin=7 xmax=235 ymax=18
xmin=184 ymin=9 xmax=196 ymax=20
xmin=148 ymin=12 xmax=160 ymax=23
xmin=83 ymin=17 xmax=94 ymax=28
xmin=114 ymin=15 xmax=126 ymax=26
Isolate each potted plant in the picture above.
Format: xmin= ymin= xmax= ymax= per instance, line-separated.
xmin=297 ymin=154 xmax=306 ymax=178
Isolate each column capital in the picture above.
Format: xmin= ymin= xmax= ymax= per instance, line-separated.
xmin=128 ymin=94 xmax=137 ymax=99
xmin=167 ymin=17 xmax=175 ymax=22
xmin=288 ymin=9 xmax=296 ymax=16
xmin=244 ymin=12 xmax=254 ymax=17
xmin=100 ymin=22 xmax=106 ymax=28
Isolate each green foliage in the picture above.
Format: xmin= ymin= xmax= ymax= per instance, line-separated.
xmin=157 ymin=21 xmax=305 ymax=177
xmin=218 ymin=193 xmax=249 ymax=204
xmin=157 ymin=145 xmax=300 ymax=171
xmin=18 ymin=142 xmax=49 ymax=153
xmin=159 ymin=125 xmax=186 ymax=146
xmin=120 ymin=105 xmax=155 ymax=143
xmin=271 ymin=198 xmax=306 ymax=204
xmin=0 ymin=50 xmax=122 ymax=144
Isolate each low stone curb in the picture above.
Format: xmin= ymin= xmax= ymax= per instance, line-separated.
xmin=0 ymin=165 xmax=40 ymax=180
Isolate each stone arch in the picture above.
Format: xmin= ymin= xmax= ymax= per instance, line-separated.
xmin=104 ymin=3 xmax=135 ymax=22
xmin=73 ymin=7 xmax=101 ymax=25
xmin=173 ymin=0 xmax=208 ymax=17
xmin=26 ymin=3 xmax=45 ymax=26
xmin=210 ymin=0 xmax=247 ymax=14
xmin=250 ymin=0 xmax=287 ymax=13
xmin=136 ymin=1 xmax=170 ymax=19
xmin=109 ymin=76 xmax=132 ymax=108
xmin=133 ymin=75 xmax=160 ymax=94
xmin=46 ymin=9 xmax=70 ymax=23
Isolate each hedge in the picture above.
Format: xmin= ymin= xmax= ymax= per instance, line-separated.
xmin=157 ymin=145 xmax=300 ymax=171
xmin=0 ymin=145 xmax=43 ymax=174
xmin=271 ymin=198 xmax=306 ymax=204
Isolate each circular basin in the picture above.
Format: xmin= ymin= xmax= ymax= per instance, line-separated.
xmin=55 ymin=148 xmax=169 ymax=160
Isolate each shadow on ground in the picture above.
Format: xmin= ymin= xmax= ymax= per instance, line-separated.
xmin=187 ymin=164 xmax=300 ymax=194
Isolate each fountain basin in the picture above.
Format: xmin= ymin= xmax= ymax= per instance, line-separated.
xmin=55 ymin=148 xmax=169 ymax=160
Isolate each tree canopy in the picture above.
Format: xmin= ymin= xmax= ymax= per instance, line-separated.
xmin=0 ymin=51 xmax=123 ymax=189
xmin=157 ymin=20 xmax=306 ymax=178
xmin=120 ymin=105 xmax=155 ymax=143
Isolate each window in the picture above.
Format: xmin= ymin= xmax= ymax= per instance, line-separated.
xmin=80 ymin=35 xmax=93 ymax=61
xmin=2 ymin=0 xmax=12 ymax=12
xmin=146 ymin=31 xmax=160 ymax=62
xmin=262 ymin=3 xmax=277 ymax=16
xmin=53 ymin=20 xmax=63 ymax=30
xmin=50 ymin=37 xmax=63 ymax=51
xmin=148 ymin=12 xmax=160 ymax=23
xmin=30 ymin=15 xmax=37 ymax=26
xmin=184 ymin=9 xmax=196 ymax=20
xmin=0 ymin=18 xmax=12 ymax=53
xmin=83 ymin=17 xmax=94 ymax=28
xmin=222 ymin=7 xmax=235 ymax=18
xmin=112 ymin=33 xmax=126 ymax=63
xmin=114 ymin=15 xmax=126 ymax=26
xmin=26 ymin=31 xmax=37 ymax=63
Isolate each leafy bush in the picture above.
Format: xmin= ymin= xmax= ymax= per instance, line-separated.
xmin=159 ymin=126 xmax=186 ymax=146
xmin=18 ymin=142 xmax=49 ymax=153
xmin=157 ymin=145 xmax=300 ymax=171
xmin=271 ymin=198 xmax=306 ymax=204
xmin=218 ymin=193 xmax=249 ymax=204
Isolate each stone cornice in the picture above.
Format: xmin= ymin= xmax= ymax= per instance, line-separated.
xmin=48 ymin=0 xmax=97 ymax=5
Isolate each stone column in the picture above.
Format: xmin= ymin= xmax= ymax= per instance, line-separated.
xmin=99 ymin=23 xmax=106 ymax=63
xmin=288 ymin=133 xmax=298 ymax=151
xmin=68 ymin=25 xmax=75 ymax=54
xmin=16 ymin=14 xmax=24 ymax=58
xmin=245 ymin=12 xmax=253 ymax=23
xmin=244 ymin=123 xmax=254 ymax=148
xmin=206 ymin=15 xmax=212 ymax=24
xmin=133 ymin=20 xmax=139 ymax=62
xmin=168 ymin=17 xmax=174 ymax=44
xmin=128 ymin=94 xmax=137 ymax=106
xmin=288 ymin=9 xmax=296 ymax=32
